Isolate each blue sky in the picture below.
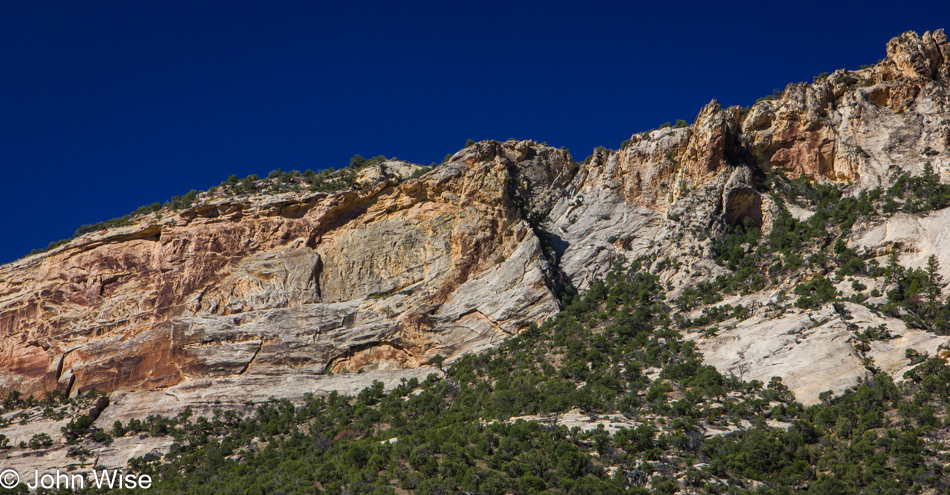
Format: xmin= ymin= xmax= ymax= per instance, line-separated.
xmin=2 ymin=1 xmax=949 ymax=263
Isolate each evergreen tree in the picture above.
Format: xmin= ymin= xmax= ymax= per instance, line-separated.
xmin=925 ymin=255 xmax=943 ymax=316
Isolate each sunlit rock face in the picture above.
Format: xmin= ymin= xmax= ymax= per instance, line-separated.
xmin=1 ymin=30 xmax=950 ymax=416
xmin=0 ymin=143 xmax=572 ymax=407
xmin=742 ymin=29 xmax=950 ymax=189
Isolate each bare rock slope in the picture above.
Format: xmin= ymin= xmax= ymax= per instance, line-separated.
xmin=2 ymin=29 xmax=950 ymax=420
xmin=0 ymin=145 xmax=573 ymax=415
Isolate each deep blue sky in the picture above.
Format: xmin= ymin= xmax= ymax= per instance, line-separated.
xmin=2 ymin=1 xmax=948 ymax=264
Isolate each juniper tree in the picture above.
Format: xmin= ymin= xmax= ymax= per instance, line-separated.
xmin=925 ymin=255 xmax=944 ymax=314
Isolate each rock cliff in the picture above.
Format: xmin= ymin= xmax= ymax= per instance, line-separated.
xmin=0 ymin=148 xmax=571 ymax=412
xmin=1 ymin=29 xmax=950 ymax=419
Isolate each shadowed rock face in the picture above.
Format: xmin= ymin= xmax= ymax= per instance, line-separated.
xmin=725 ymin=188 xmax=763 ymax=228
xmin=1 ymin=30 xmax=949 ymax=415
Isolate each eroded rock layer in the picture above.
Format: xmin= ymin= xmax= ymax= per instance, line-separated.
xmin=1 ymin=29 xmax=950 ymax=414
xmin=0 ymin=148 xmax=575 ymax=402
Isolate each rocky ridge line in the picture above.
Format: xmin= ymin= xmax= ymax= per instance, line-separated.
xmin=0 ymin=29 xmax=948 ymax=421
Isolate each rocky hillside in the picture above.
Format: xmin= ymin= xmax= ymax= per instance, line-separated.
xmin=1 ymin=28 xmax=950 ymax=426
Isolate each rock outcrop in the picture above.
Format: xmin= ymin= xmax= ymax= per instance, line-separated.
xmin=0 ymin=145 xmax=573 ymax=410
xmin=743 ymin=29 xmax=949 ymax=189
xmin=693 ymin=300 xmax=945 ymax=405
xmin=1 ymin=29 xmax=950 ymax=417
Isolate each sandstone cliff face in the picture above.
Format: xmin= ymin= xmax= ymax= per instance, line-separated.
xmin=0 ymin=146 xmax=570 ymax=405
xmin=2 ymin=30 xmax=950 ymax=415
xmin=743 ymin=29 xmax=950 ymax=189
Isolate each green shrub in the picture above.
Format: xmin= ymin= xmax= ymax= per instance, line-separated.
xmin=28 ymin=433 xmax=53 ymax=450
xmin=794 ymin=276 xmax=837 ymax=309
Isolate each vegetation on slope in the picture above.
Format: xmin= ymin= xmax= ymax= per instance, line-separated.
xmin=7 ymin=258 xmax=949 ymax=494
xmin=674 ymin=164 xmax=950 ymax=337
xmin=9 ymin=152 xmax=950 ymax=493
